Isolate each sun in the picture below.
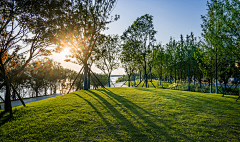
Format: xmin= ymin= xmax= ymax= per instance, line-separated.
xmin=60 ymin=48 xmax=70 ymax=58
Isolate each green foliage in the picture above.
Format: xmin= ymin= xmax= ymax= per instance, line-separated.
xmin=125 ymin=80 xmax=171 ymax=89
xmin=95 ymin=35 xmax=120 ymax=87
xmin=169 ymin=81 xmax=239 ymax=95
xmin=121 ymin=14 xmax=157 ymax=88
xmin=201 ymin=0 xmax=240 ymax=84
xmin=1 ymin=88 xmax=240 ymax=141
xmin=169 ymin=82 xmax=209 ymax=92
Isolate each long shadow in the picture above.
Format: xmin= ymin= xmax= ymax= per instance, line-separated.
xmin=85 ymin=92 xmax=145 ymax=129
xmin=82 ymin=91 xmax=148 ymax=141
xmin=99 ymin=89 xmax=166 ymax=120
xmin=134 ymin=88 xmax=238 ymax=111
xmin=88 ymin=89 xmax=180 ymax=141
xmin=0 ymin=111 xmax=14 ymax=127
xmin=73 ymin=93 xmax=140 ymax=141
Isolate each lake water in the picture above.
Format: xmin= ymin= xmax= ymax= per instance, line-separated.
xmin=110 ymin=77 xmax=118 ymax=84
xmin=0 ymin=77 xmax=119 ymax=102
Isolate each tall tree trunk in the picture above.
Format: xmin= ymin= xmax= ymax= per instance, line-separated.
xmin=199 ymin=78 xmax=202 ymax=88
xmin=12 ymin=88 xmax=16 ymax=100
xmin=87 ymin=69 xmax=91 ymax=89
xmin=150 ymin=72 xmax=152 ymax=82
xmin=216 ymin=46 xmax=218 ymax=94
xmin=83 ymin=62 xmax=88 ymax=90
xmin=210 ymin=76 xmax=213 ymax=93
xmin=181 ymin=71 xmax=182 ymax=85
xmin=50 ymin=87 xmax=53 ymax=95
xmin=140 ymin=71 xmax=141 ymax=82
xmin=159 ymin=73 xmax=161 ymax=86
xmin=128 ymin=74 xmax=130 ymax=87
xmin=36 ymin=88 xmax=39 ymax=97
xmin=188 ymin=69 xmax=190 ymax=91
xmin=175 ymin=67 xmax=177 ymax=83
xmin=194 ymin=76 xmax=195 ymax=85
xmin=161 ymin=65 xmax=163 ymax=85
xmin=54 ymin=85 xmax=56 ymax=94
xmin=44 ymin=87 xmax=47 ymax=95
xmin=108 ymin=74 xmax=111 ymax=87
xmin=4 ymin=81 xmax=13 ymax=117
xmin=170 ymin=70 xmax=172 ymax=83
xmin=133 ymin=73 xmax=136 ymax=86
xmin=223 ymin=82 xmax=227 ymax=97
xmin=144 ymin=60 xmax=147 ymax=88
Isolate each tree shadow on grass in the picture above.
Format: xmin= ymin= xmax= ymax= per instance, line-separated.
xmin=0 ymin=111 xmax=15 ymax=127
xmin=134 ymin=88 xmax=238 ymax=111
xmin=87 ymin=89 xmax=180 ymax=141
xmin=73 ymin=93 xmax=124 ymax=141
xmin=73 ymin=92 xmax=145 ymax=141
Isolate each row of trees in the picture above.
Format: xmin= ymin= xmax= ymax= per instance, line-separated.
xmin=119 ymin=0 xmax=240 ymax=96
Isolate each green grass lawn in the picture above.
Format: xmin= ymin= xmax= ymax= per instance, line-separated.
xmin=1 ymin=87 xmax=240 ymax=141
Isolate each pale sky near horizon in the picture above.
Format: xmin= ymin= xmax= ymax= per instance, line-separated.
xmin=50 ymin=0 xmax=209 ymax=75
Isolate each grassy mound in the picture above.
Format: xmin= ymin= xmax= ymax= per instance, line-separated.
xmin=0 ymin=87 xmax=240 ymax=141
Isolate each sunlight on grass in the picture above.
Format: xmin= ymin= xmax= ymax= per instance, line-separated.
xmin=0 ymin=87 xmax=240 ymax=141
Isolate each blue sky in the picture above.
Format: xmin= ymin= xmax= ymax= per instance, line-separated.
xmin=105 ymin=0 xmax=208 ymax=45
xmin=51 ymin=0 xmax=209 ymax=75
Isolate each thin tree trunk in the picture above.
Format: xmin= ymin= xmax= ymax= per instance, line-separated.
xmin=36 ymin=89 xmax=39 ymax=97
xmin=181 ymin=71 xmax=182 ymax=85
xmin=44 ymin=87 xmax=47 ymax=95
xmin=4 ymin=81 xmax=13 ymax=117
xmin=108 ymin=74 xmax=111 ymax=87
xmin=87 ymin=69 xmax=91 ymax=89
xmin=223 ymin=83 xmax=227 ymax=97
xmin=199 ymin=78 xmax=202 ymax=88
xmin=144 ymin=60 xmax=147 ymax=88
xmin=150 ymin=72 xmax=152 ymax=82
xmin=194 ymin=76 xmax=195 ymax=86
xmin=159 ymin=73 xmax=161 ymax=86
xmin=210 ymin=76 xmax=213 ymax=93
xmin=188 ymin=69 xmax=190 ymax=91
xmin=12 ymin=89 xmax=16 ymax=100
xmin=11 ymin=84 xmax=25 ymax=107
xmin=140 ymin=71 xmax=141 ymax=82
xmin=133 ymin=73 xmax=136 ymax=86
xmin=175 ymin=67 xmax=176 ymax=83
xmin=128 ymin=74 xmax=130 ymax=87
xmin=84 ymin=62 xmax=88 ymax=90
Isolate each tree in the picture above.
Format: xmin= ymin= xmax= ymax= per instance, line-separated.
xmin=165 ymin=37 xmax=178 ymax=83
xmin=28 ymin=59 xmax=51 ymax=97
xmin=201 ymin=0 xmax=240 ymax=94
xmin=121 ymin=14 xmax=157 ymax=88
xmin=0 ymin=0 xmax=70 ymax=116
xmin=153 ymin=43 xmax=165 ymax=86
xmin=57 ymin=0 xmax=119 ymax=90
xmin=120 ymin=41 xmax=137 ymax=87
xmin=95 ymin=35 xmax=120 ymax=87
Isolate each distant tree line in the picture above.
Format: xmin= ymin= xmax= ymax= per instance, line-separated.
xmin=119 ymin=0 xmax=240 ymax=98
xmin=0 ymin=57 xmax=108 ymax=100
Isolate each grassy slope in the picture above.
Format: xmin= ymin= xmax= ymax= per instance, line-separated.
xmin=0 ymin=87 xmax=240 ymax=141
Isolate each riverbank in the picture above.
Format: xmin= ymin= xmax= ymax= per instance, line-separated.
xmin=0 ymin=81 xmax=127 ymax=109
xmin=0 ymin=94 xmax=64 ymax=109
